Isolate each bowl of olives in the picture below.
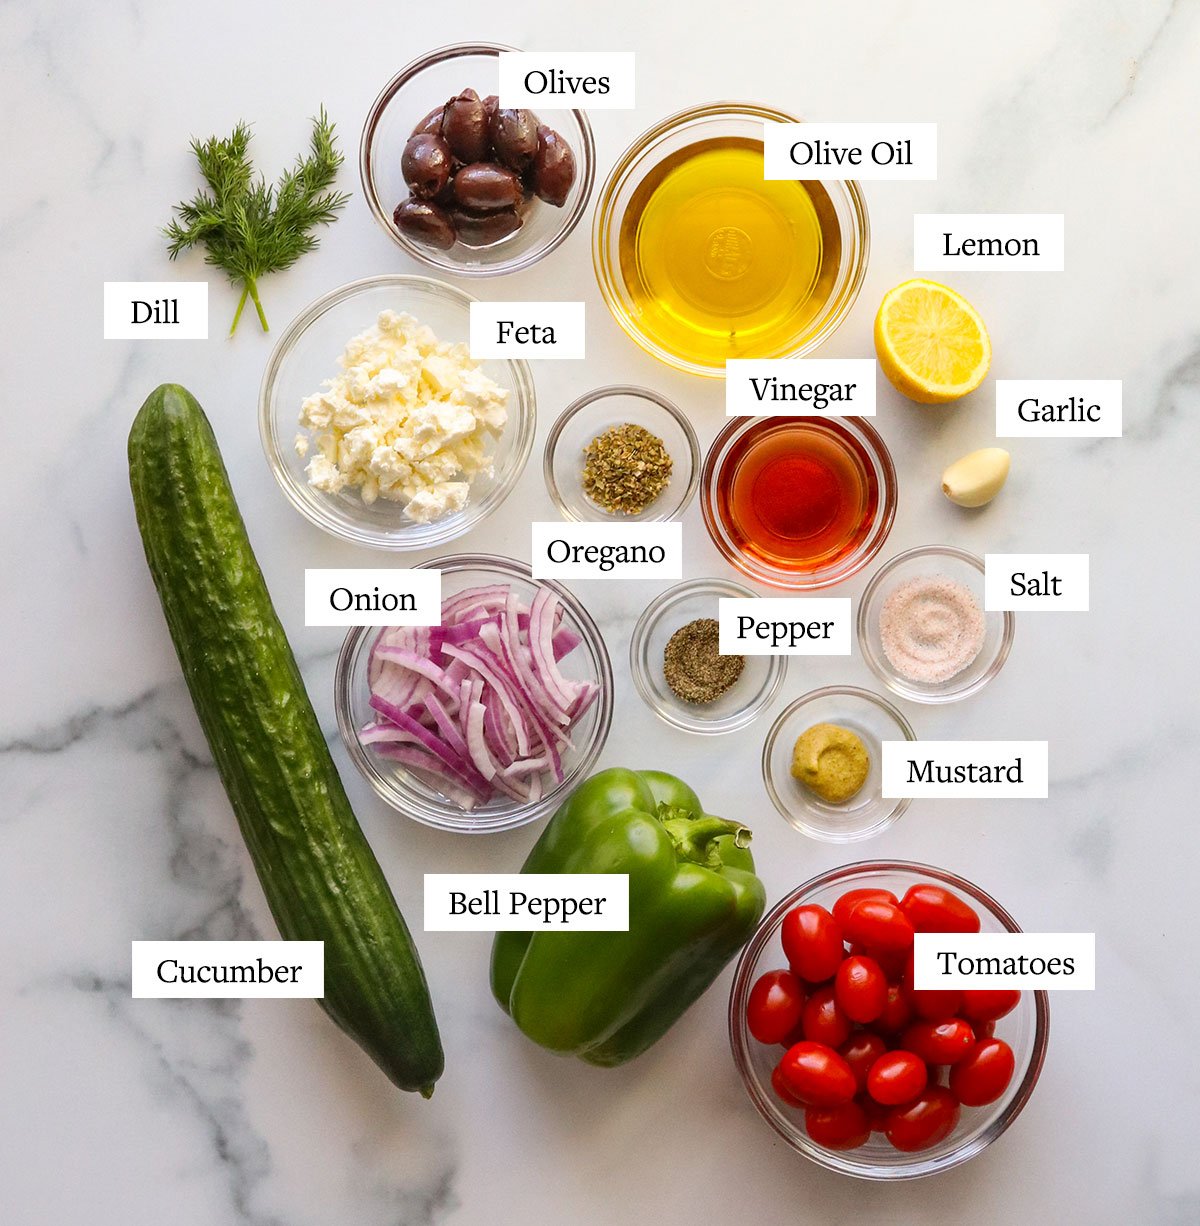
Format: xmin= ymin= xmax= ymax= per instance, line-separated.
xmin=361 ymin=42 xmax=595 ymax=275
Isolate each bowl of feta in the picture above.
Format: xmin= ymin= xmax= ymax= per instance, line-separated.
xmin=260 ymin=274 xmax=536 ymax=549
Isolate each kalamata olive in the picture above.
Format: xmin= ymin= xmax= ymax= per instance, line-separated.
xmin=452 ymin=162 xmax=523 ymax=211
xmin=530 ymin=125 xmax=576 ymax=207
xmin=441 ymin=88 xmax=489 ymax=163
xmin=483 ymin=94 xmax=500 ymax=122
xmin=393 ymin=197 xmax=457 ymax=250
xmin=489 ymin=108 xmax=539 ymax=171
xmin=450 ymin=206 xmax=523 ymax=247
xmin=411 ymin=105 xmax=444 ymax=138
xmin=401 ymin=133 xmax=453 ymax=200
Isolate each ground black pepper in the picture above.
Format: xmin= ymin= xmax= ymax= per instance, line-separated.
xmin=662 ymin=618 xmax=745 ymax=704
xmin=582 ymin=422 xmax=672 ymax=515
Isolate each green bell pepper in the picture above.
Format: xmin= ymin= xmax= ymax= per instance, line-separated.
xmin=490 ymin=767 xmax=766 ymax=1067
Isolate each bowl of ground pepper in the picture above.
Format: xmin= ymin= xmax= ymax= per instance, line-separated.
xmin=543 ymin=385 xmax=700 ymax=522
xmin=630 ymin=577 xmax=787 ymax=734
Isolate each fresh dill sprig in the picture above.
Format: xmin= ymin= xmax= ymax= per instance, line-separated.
xmin=164 ymin=108 xmax=350 ymax=336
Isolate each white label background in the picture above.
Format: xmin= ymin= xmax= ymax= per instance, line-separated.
xmin=132 ymin=941 xmax=324 ymax=998
xmin=104 ymin=281 xmax=208 ymax=339
xmin=425 ymin=874 xmax=629 ymax=931
xmin=718 ymin=597 xmax=851 ymax=655
xmin=498 ymin=52 xmax=635 ymax=109
xmin=304 ymin=569 xmax=442 ymax=627
xmin=914 ymin=932 xmax=1095 ymax=990
xmin=531 ymin=522 xmax=682 ymax=580
xmin=763 ymin=122 xmax=937 ymax=181
xmin=726 ymin=359 xmax=877 ymax=416
xmin=984 ymin=554 xmax=1089 ymax=612
xmin=882 ymin=740 xmax=1049 ymax=798
xmin=914 ymin=214 xmax=1065 ymax=271
xmin=469 ymin=301 xmax=586 ymax=359
xmin=996 ymin=379 xmax=1122 ymax=438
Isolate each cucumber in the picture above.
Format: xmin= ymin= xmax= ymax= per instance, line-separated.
xmin=128 ymin=384 xmax=443 ymax=1095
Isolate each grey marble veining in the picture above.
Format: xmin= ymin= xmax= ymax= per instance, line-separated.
xmin=3 ymin=0 xmax=1197 ymax=1222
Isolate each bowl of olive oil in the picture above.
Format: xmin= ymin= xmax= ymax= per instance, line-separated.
xmin=593 ymin=103 xmax=870 ymax=377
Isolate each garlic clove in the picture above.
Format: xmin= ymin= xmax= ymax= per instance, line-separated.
xmin=942 ymin=447 xmax=1011 ymax=508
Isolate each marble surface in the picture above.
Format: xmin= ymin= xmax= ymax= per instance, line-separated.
xmin=3 ymin=1 xmax=1197 ymax=1221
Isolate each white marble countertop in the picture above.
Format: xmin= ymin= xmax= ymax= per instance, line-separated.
xmin=3 ymin=1 xmax=1198 ymax=1222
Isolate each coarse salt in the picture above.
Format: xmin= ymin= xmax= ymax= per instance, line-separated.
xmin=878 ymin=574 xmax=985 ymax=684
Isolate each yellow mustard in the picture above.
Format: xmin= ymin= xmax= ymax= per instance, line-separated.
xmin=791 ymin=722 xmax=870 ymax=804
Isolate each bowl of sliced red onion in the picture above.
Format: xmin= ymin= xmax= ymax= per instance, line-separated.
xmin=335 ymin=553 xmax=613 ymax=832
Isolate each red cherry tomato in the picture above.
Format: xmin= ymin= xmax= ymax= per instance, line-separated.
xmin=839 ymin=1031 xmax=889 ymax=1093
xmin=804 ymin=1101 xmax=870 ymax=1150
xmin=843 ymin=900 xmax=915 ymax=953
xmin=833 ymin=887 xmax=899 ymax=930
xmin=960 ymin=989 xmax=1021 ymax=1023
xmin=849 ymin=940 xmax=909 ymax=979
xmin=778 ymin=1019 xmax=807 ymax=1049
xmin=866 ymin=1050 xmax=928 ymax=1106
xmin=885 ymin=1086 xmax=961 ymax=1152
xmin=835 ymin=955 xmax=888 ymax=1023
xmin=901 ymin=957 xmax=963 ymax=1020
xmin=857 ymin=1094 xmax=891 ymax=1132
xmin=950 ymin=1038 xmax=1016 ymax=1106
xmin=802 ymin=984 xmax=853 ymax=1048
xmin=778 ymin=1041 xmax=857 ymax=1107
xmin=899 ymin=883 xmax=981 ymax=934
xmin=781 ymin=904 xmax=844 ymax=983
xmin=974 ymin=1020 xmax=996 ymax=1041
xmin=746 ymin=969 xmax=806 ymax=1044
xmin=901 ymin=1019 xmax=976 ymax=1065
xmin=771 ymin=1061 xmax=807 ymax=1107
xmin=875 ymin=982 xmax=914 ymax=1034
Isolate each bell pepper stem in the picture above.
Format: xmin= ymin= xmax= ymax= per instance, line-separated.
xmin=657 ymin=807 xmax=751 ymax=866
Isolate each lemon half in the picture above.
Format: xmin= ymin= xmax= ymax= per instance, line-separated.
xmin=874 ymin=279 xmax=992 ymax=404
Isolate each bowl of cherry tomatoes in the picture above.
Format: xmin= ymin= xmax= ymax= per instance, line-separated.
xmin=728 ymin=861 xmax=1049 ymax=1179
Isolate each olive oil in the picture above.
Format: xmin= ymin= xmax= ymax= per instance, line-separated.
xmin=618 ymin=137 xmax=842 ymax=369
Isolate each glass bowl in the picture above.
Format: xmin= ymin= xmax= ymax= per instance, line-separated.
xmin=761 ymin=687 xmax=915 ymax=842
xmin=335 ymin=554 xmax=613 ymax=833
xmin=360 ymin=42 xmax=595 ymax=276
xmin=729 ymin=861 xmax=1050 ymax=1180
xmin=593 ymin=102 xmax=869 ymax=377
xmin=543 ymin=385 xmax=701 ymax=522
xmin=858 ymin=546 xmax=1015 ymax=704
xmin=260 ymin=275 xmax=535 ymax=550
xmin=701 ymin=415 xmax=897 ymax=590
xmin=629 ymin=577 xmax=787 ymax=734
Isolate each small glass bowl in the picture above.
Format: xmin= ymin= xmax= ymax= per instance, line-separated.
xmin=629 ymin=577 xmax=787 ymax=734
xmin=729 ymin=861 xmax=1050 ymax=1180
xmin=761 ymin=686 xmax=915 ymax=842
xmin=335 ymin=554 xmax=613 ymax=833
xmin=593 ymin=102 xmax=870 ymax=377
xmin=858 ymin=546 xmax=1015 ymax=704
xmin=360 ymin=42 xmax=595 ymax=276
xmin=701 ymin=415 xmax=898 ymax=590
xmin=543 ymin=386 xmax=701 ymax=522
xmin=260 ymin=275 xmax=535 ymax=551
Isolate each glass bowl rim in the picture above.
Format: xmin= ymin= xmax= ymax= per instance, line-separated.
xmin=334 ymin=552 xmax=614 ymax=832
xmin=856 ymin=544 xmax=1017 ymax=704
xmin=358 ymin=40 xmax=597 ymax=277
xmin=258 ymin=273 xmax=536 ymax=551
xmin=759 ymin=685 xmax=916 ymax=842
xmin=591 ymin=100 xmax=870 ymax=378
xmin=700 ymin=413 xmax=899 ymax=590
xmin=728 ymin=858 xmax=1051 ymax=1180
xmin=628 ymin=575 xmax=789 ymax=734
xmin=542 ymin=383 xmax=702 ymax=522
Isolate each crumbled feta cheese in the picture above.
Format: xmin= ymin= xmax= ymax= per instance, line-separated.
xmin=295 ymin=311 xmax=508 ymax=523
